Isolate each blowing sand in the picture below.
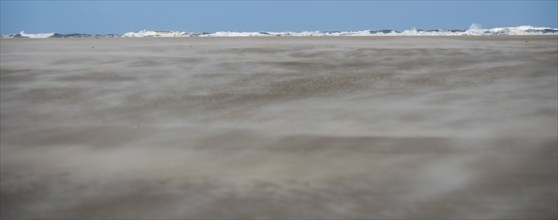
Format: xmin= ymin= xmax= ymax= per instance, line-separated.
xmin=1 ymin=36 xmax=557 ymax=219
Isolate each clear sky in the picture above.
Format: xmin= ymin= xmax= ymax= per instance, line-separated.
xmin=1 ymin=1 xmax=557 ymax=34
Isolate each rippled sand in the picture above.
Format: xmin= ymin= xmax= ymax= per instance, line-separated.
xmin=1 ymin=36 xmax=557 ymax=219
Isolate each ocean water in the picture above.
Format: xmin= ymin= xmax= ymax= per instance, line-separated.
xmin=3 ymin=24 xmax=558 ymax=38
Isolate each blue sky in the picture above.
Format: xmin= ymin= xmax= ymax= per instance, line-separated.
xmin=1 ymin=1 xmax=557 ymax=34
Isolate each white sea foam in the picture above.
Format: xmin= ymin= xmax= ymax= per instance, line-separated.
xmin=18 ymin=31 xmax=55 ymax=38
xmin=122 ymin=30 xmax=189 ymax=37
xmin=3 ymin=25 xmax=557 ymax=38
xmin=207 ymin=31 xmax=269 ymax=37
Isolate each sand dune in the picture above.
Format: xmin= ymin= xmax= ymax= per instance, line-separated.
xmin=1 ymin=36 xmax=557 ymax=218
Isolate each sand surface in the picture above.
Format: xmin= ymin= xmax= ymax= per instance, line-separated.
xmin=1 ymin=36 xmax=557 ymax=219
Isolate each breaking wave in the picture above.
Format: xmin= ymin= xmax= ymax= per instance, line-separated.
xmin=16 ymin=31 xmax=55 ymax=38
xmin=3 ymin=25 xmax=557 ymax=38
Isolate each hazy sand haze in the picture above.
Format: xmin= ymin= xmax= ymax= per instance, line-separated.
xmin=1 ymin=36 xmax=557 ymax=218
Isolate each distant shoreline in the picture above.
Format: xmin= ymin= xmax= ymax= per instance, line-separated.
xmin=3 ymin=35 xmax=557 ymax=41
xmin=3 ymin=25 xmax=558 ymax=38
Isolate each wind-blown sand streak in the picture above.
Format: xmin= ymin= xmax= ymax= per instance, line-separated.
xmin=1 ymin=36 xmax=557 ymax=218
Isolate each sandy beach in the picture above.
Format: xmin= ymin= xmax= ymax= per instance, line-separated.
xmin=1 ymin=36 xmax=557 ymax=218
